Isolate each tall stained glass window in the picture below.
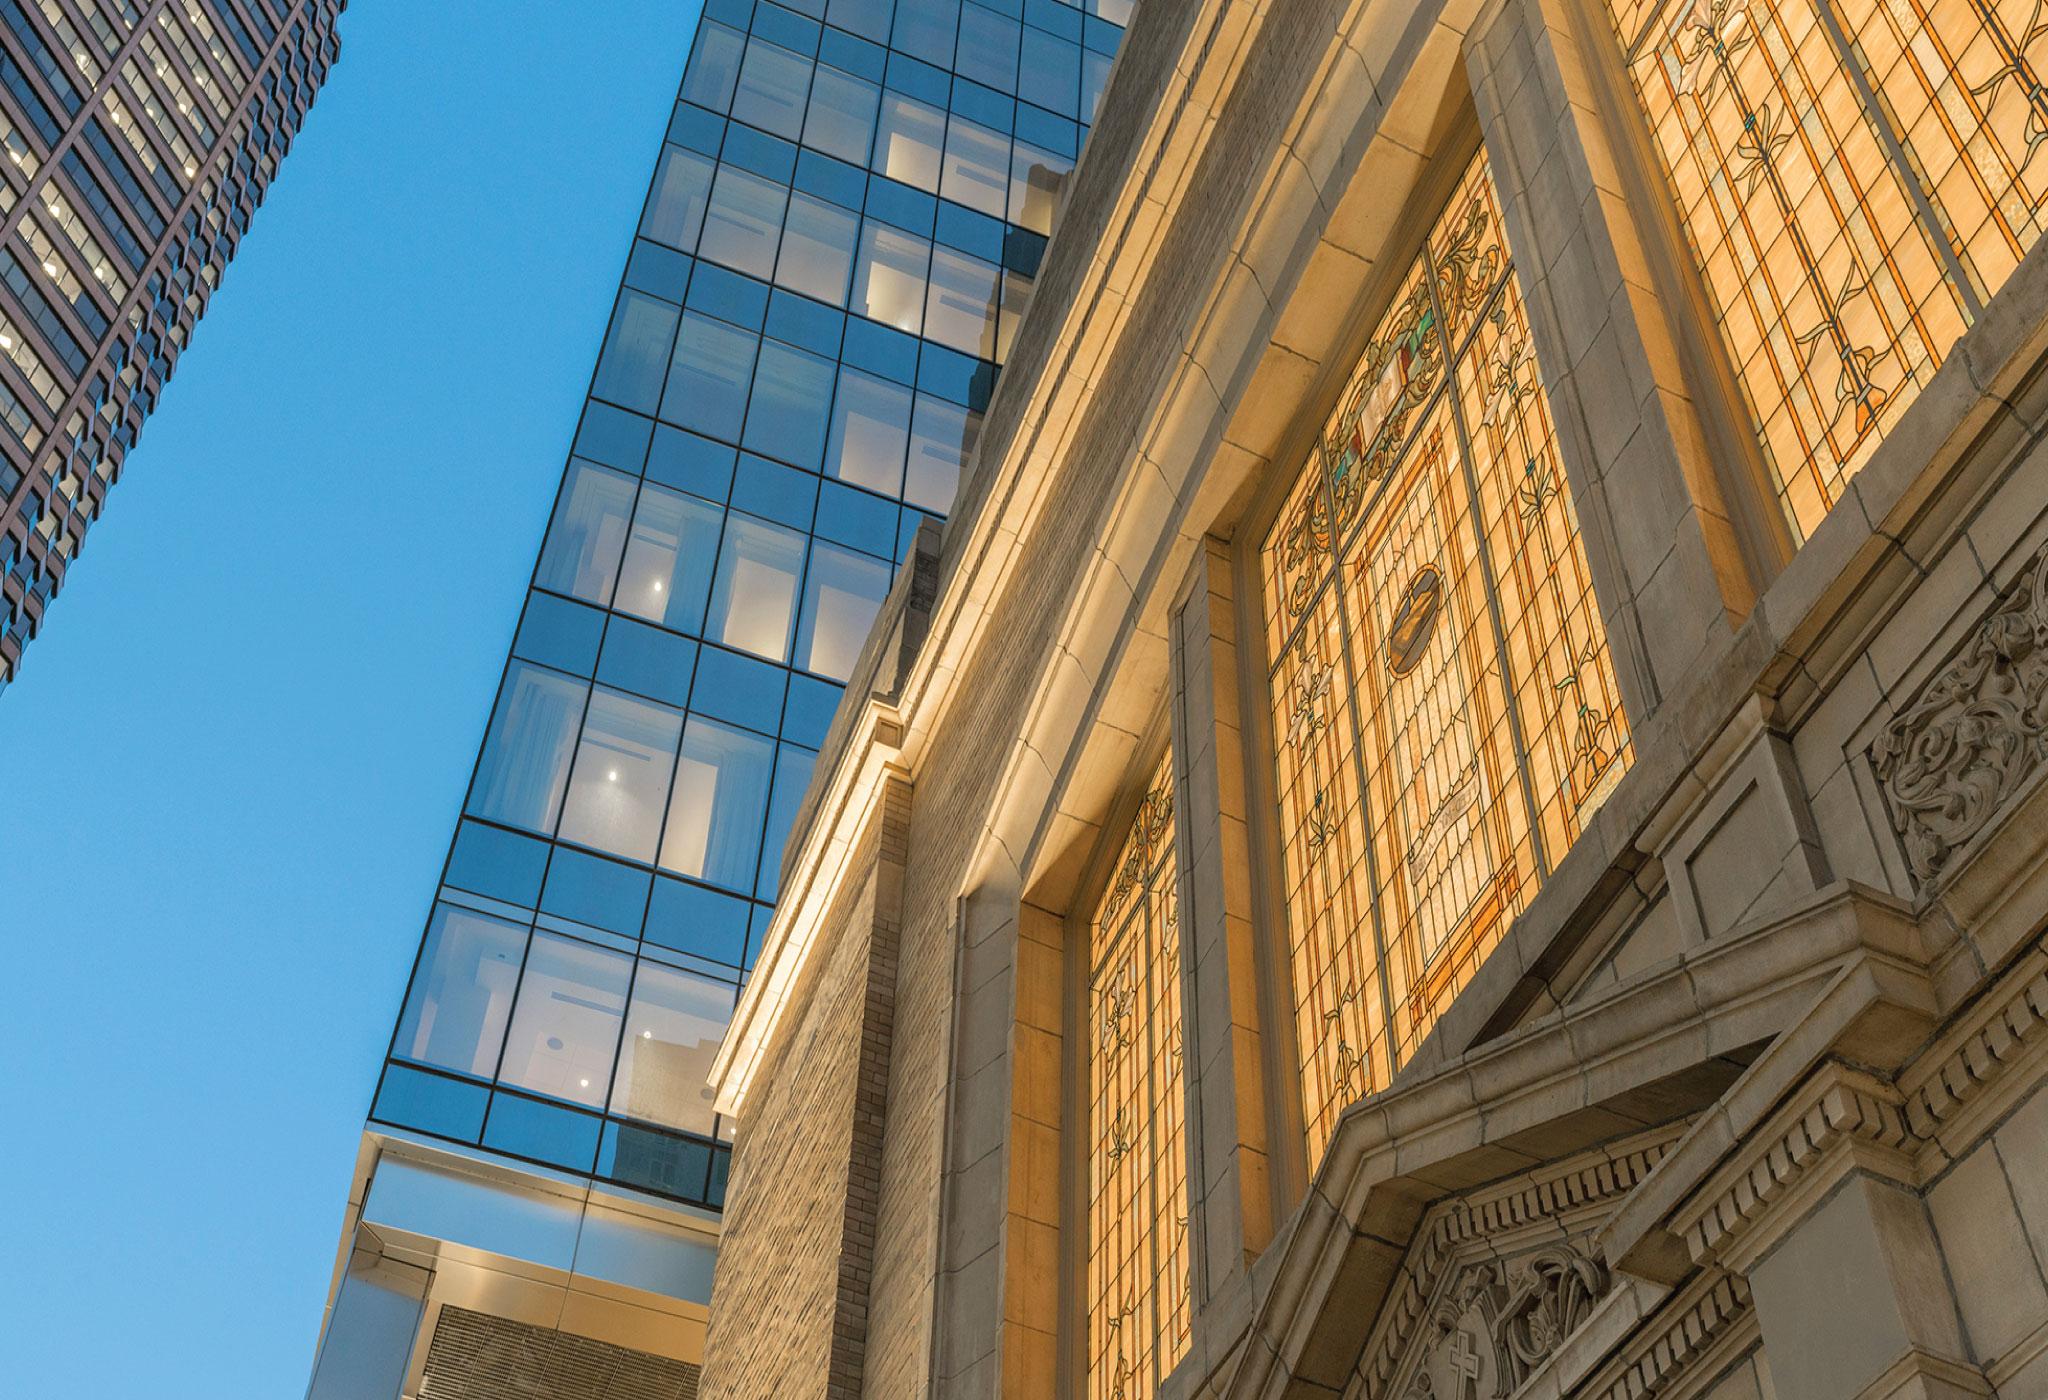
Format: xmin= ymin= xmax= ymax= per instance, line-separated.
xmin=1605 ymin=0 xmax=2048 ymax=539
xmin=1086 ymin=750 xmax=1190 ymax=1400
xmin=1261 ymin=149 xmax=1631 ymax=1166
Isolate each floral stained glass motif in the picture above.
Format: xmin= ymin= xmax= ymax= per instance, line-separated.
xmin=1087 ymin=750 xmax=1190 ymax=1400
xmin=1608 ymin=0 xmax=2048 ymax=540
xmin=1260 ymin=147 xmax=1630 ymax=1167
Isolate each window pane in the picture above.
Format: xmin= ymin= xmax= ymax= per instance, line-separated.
xmin=680 ymin=21 xmax=744 ymax=110
xmin=923 ymin=246 xmax=1000 ymax=359
xmin=827 ymin=0 xmax=893 ymax=37
xmin=940 ymin=114 xmax=1009 ymax=219
xmin=755 ymin=743 xmax=819 ymax=901
xmin=557 ymin=689 xmax=683 ymax=863
xmin=956 ymin=3 xmax=1020 ymax=91
xmin=825 ymin=367 xmax=912 ymax=496
xmin=394 ymin=905 xmax=527 ymax=1079
xmin=661 ymin=716 xmax=777 ymax=890
xmin=611 ymin=961 xmax=736 ymax=1135
xmin=1008 ymin=139 xmax=1069 ymax=236
xmin=536 ymin=462 xmax=637 ymax=604
xmin=616 ymin=482 xmax=722 ymax=633
xmin=641 ymin=144 xmax=715 ymax=252
xmin=470 ymin=663 xmax=587 ymax=833
xmin=873 ymin=92 xmax=944 ymax=190
xmin=592 ymin=290 xmax=680 ymax=414
xmin=1020 ymin=28 xmax=1080 ymax=120
xmin=775 ymin=193 xmax=858 ymax=307
xmin=797 ymin=541 xmax=891 ymax=681
xmin=731 ymin=37 xmax=811 ymax=140
xmin=706 ymin=514 xmax=804 ymax=662
xmin=497 ymin=933 xmax=632 ymax=1108
xmin=698 ymin=165 xmax=787 ymax=280
xmin=803 ymin=66 xmax=878 ymax=166
xmin=996 ymin=266 xmax=1030 ymax=363
xmin=893 ymin=0 xmax=959 ymax=66
xmin=905 ymin=393 xmax=979 ymax=515
xmin=661 ymin=312 xmax=759 ymax=442
xmin=744 ymin=341 xmax=836 ymax=469
xmin=852 ymin=220 xmax=929 ymax=334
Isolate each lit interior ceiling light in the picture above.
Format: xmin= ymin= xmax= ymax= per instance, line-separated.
xmin=40 ymin=260 xmax=57 ymax=277
xmin=608 ymin=770 xmax=619 ymax=781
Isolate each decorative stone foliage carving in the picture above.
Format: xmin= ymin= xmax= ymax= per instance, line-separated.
xmin=1872 ymin=540 xmax=2048 ymax=883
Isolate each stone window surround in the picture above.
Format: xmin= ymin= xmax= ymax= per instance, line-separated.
xmin=1018 ymin=2 xmax=2048 ymax=1391
xmin=705 ymin=0 xmax=2048 ymax=1390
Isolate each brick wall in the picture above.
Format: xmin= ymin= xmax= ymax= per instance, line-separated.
xmin=701 ymin=780 xmax=909 ymax=1398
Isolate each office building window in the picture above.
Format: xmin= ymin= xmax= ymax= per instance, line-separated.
xmin=470 ymin=662 xmax=587 ymax=835
xmin=498 ymin=932 xmax=633 ymax=1108
xmin=393 ymin=904 xmax=526 ymax=1078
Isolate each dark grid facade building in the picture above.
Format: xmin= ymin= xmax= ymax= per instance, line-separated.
xmin=309 ymin=1 xmax=1130 ymax=1392
xmin=0 ymin=0 xmax=341 ymax=693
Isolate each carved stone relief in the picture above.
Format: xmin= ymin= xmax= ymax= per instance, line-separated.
xmin=1400 ymin=1246 xmax=1607 ymax=1399
xmin=1872 ymin=539 xmax=2048 ymax=884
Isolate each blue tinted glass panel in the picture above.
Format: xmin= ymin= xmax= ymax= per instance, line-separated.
xmin=615 ymin=482 xmax=722 ymax=632
xmin=644 ymin=876 xmax=753 ymax=966
xmin=558 ymin=689 xmax=683 ymax=864
xmin=611 ymin=960 xmax=737 ymax=1135
xmin=393 ymin=905 xmax=528 ymax=1078
xmin=743 ymin=341 xmax=836 ymax=469
xmin=540 ymin=846 xmax=655 ymax=938
xmin=662 ymin=313 xmax=759 ymax=441
xmin=497 ymin=933 xmax=632 ymax=1108
xmin=536 ymin=462 xmax=637 ymax=605
xmin=373 ymin=1065 xmax=490 ymax=1141
xmin=705 ymin=514 xmax=804 ymax=661
xmin=470 ymin=664 xmax=587 ymax=834
xmin=642 ymin=145 xmax=716 ymax=252
xmin=446 ymin=821 xmax=551 ymax=908
xmin=681 ymin=20 xmax=745 ymax=109
xmin=483 ymin=1092 xmax=604 ymax=1173
xmin=660 ymin=715 xmax=776 ymax=891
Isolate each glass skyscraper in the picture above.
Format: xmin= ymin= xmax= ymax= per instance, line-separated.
xmin=0 ymin=0 xmax=341 ymax=695
xmin=308 ymin=1 xmax=1128 ymax=1393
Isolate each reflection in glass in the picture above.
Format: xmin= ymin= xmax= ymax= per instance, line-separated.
xmin=611 ymin=960 xmax=736 ymax=1135
xmin=557 ymin=689 xmax=683 ymax=863
xmin=661 ymin=716 xmax=776 ymax=890
xmin=394 ymin=905 xmax=527 ymax=1078
xmin=803 ymin=65 xmax=878 ymax=165
xmin=873 ymin=91 xmax=944 ymax=189
xmin=592 ymin=290 xmax=680 ymax=414
xmin=906 ymin=393 xmax=980 ymax=515
xmin=826 ymin=367 xmax=912 ymax=496
xmin=615 ymin=482 xmax=721 ymax=633
xmin=470 ymin=663 xmax=587 ymax=834
xmin=775 ymin=192 xmax=859 ymax=307
xmin=707 ymin=514 xmax=804 ymax=662
xmin=797 ymin=541 xmax=892 ymax=681
xmin=536 ymin=461 xmax=635 ymax=604
xmin=698 ymin=165 xmax=787 ymax=280
xmin=940 ymin=114 xmax=1010 ymax=219
xmin=662 ymin=313 xmax=758 ymax=442
xmin=680 ymin=20 xmax=743 ymax=110
xmin=744 ymin=341 xmax=836 ymax=470
xmin=731 ymin=38 xmax=811 ymax=140
xmin=924 ymin=246 xmax=1001 ymax=359
xmin=852 ymin=220 xmax=929 ymax=333
xmin=497 ymin=933 xmax=632 ymax=1109
xmin=640 ymin=144 xmax=715 ymax=253
xmin=1008 ymin=139 xmax=1069 ymax=235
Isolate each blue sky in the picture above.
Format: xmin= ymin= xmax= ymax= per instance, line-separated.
xmin=0 ymin=4 xmax=702 ymax=1393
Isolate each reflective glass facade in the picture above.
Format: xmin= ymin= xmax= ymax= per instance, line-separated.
xmin=0 ymin=0 xmax=341 ymax=693
xmin=368 ymin=0 xmax=1130 ymax=1211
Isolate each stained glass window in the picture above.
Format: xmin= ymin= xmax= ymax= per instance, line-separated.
xmin=1606 ymin=0 xmax=2048 ymax=540
xmin=1086 ymin=750 xmax=1191 ymax=1400
xmin=1261 ymin=148 xmax=1631 ymax=1167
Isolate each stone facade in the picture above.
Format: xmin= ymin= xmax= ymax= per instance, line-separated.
xmin=698 ymin=1 xmax=2048 ymax=1397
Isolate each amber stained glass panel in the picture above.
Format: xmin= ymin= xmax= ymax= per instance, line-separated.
xmin=1086 ymin=751 xmax=1190 ymax=1400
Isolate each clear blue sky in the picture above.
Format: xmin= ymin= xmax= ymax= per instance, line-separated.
xmin=0 ymin=4 xmax=702 ymax=1393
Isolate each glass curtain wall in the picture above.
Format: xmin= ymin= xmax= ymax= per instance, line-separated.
xmin=370 ymin=0 xmax=1132 ymax=1210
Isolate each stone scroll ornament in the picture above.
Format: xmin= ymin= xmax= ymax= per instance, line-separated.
xmin=1403 ymin=1246 xmax=1607 ymax=1398
xmin=1871 ymin=539 xmax=2048 ymax=884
